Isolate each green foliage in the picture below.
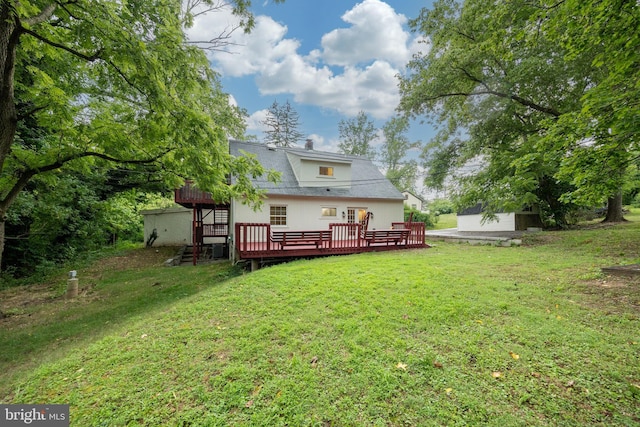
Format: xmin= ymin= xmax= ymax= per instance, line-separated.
xmin=337 ymin=111 xmax=377 ymax=158
xmin=1 ymin=0 xmax=279 ymax=269
xmin=5 ymin=176 xmax=104 ymax=275
xmin=399 ymin=0 xmax=638 ymax=227
xmin=621 ymin=164 xmax=640 ymax=205
xmin=380 ymin=116 xmax=421 ymax=192
xmin=428 ymin=198 xmax=454 ymax=215
xmin=539 ymin=0 xmax=639 ymax=207
xmin=404 ymin=206 xmax=434 ymax=227
xmin=2 ymin=170 xmax=171 ymax=277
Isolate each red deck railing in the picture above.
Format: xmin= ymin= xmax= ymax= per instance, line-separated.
xmin=175 ymin=180 xmax=217 ymax=206
xmin=392 ymin=222 xmax=426 ymax=247
xmin=234 ymin=222 xmax=428 ymax=260
xmin=202 ymin=224 xmax=229 ymax=237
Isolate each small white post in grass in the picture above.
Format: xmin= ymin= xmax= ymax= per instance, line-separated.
xmin=66 ymin=270 xmax=78 ymax=299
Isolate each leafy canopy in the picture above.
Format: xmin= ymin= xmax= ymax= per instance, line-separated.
xmin=337 ymin=111 xmax=377 ymax=159
xmin=379 ymin=116 xmax=420 ymax=192
xmin=0 ymin=0 xmax=283 ymax=267
xmin=399 ymin=0 xmax=638 ymax=226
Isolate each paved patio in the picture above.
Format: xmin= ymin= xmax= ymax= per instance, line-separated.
xmin=425 ymin=228 xmax=535 ymax=246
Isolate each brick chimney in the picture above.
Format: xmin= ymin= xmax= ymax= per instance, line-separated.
xmin=305 ymin=138 xmax=313 ymax=150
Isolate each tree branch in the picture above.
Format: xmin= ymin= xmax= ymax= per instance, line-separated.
xmin=20 ymin=27 xmax=148 ymax=97
xmin=187 ymin=25 xmax=243 ymax=52
xmin=454 ymin=67 xmax=562 ymax=117
xmin=1 ymin=148 xmax=173 ymax=212
xmin=55 ymin=0 xmax=83 ymax=21
xmin=453 ymin=28 xmax=475 ymax=42
xmin=20 ymin=27 xmax=101 ymax=61
xmin=22 ymin=3 xmax=57 ymax=26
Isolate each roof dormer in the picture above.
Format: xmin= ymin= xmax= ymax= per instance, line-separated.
xmin=286 ymin=152 xmax=352 ymax=188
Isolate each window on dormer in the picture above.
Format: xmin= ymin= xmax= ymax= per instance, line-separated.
xmin=319 ymin=166 xmax=334 ymax=177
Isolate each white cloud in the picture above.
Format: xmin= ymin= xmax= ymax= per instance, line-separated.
xmin=290 ymin=61 xmax=401 ymax=119
xmin=245 ymin=109 xmax=269 ymax=133
xmin=200 ymin=15 xmax=301 ymax=77
xmin=189 ymin=1 xmax=418 ymax=121
xmin=321 ymin=0 xmax=411 ymax=67
xmin=408 ymin=35 xmax=431 ymax=58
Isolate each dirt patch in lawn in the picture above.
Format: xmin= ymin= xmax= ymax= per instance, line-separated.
xmin=0 ymin=246 xmax=181 ymax=326
xmin=83 ymin=246 xmax=180 ymax=278
xmin=580 ymin=275 xmax=640 ymax=316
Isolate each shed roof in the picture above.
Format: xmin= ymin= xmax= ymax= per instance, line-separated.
xmin=230 ymin=140 xmax=404 ymax=200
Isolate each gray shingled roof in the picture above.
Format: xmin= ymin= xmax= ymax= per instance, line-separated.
xmin=458 ymin=203 xmax=484 ymax=216
xmin=230 ymin=140 xmax=404 ymax=200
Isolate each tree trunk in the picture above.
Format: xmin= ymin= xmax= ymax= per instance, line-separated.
xmin=0 ymin=218 xmax=5 ymax=273
xmin=0 ymin=4 xmax=20 ymax=272
xmin=603 ymin=192 xmax=626 ymax=223
xmin=1 ymin=4 xmax=19 ymax=174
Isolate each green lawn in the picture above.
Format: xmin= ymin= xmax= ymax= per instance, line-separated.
xmin=1 ymin=218 xmax=639 ymax=426
xmin=433 ymin=212 xmax=457 ymax=229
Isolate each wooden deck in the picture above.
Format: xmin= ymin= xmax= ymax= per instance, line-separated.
xmin=174 ymin=181 xmax=429 ymax=265
xmin=234 ymin=222 xmax=428 ymax=260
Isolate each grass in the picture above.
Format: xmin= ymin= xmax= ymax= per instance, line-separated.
xmin=1 ymin=217 xmax=640 ymax=426
xmin=433 ymin=212 xmax=457 ymax=229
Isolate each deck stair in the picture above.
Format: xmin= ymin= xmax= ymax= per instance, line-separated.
xmin=179 ymin=245 xmax=210 ymax=265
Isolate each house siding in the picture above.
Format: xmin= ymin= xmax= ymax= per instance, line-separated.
xmin=232 ymin=196 xmax=403 ymax=232
xmin=402 ymin=191 xmax=424 ymax=212
xmin=457 ymin=203 xmax=543 ymax=232
xmin=291 ymin=155 xmax=352 ymax=189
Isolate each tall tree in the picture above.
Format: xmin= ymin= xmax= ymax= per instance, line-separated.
xmin=262 ymin=100 xmax=304 ymax=147
xmin=337 ymin=111 xmax=377 ymax=158
xmin=399 ymin=0 xmax=634 ymax=227
xmin=379 ymin=116 xmax=420 ymax=192
xmin=538 ymin=0 xmax=639 ymax=222
xmin=0 ymin=0 xmax=276 ymax=269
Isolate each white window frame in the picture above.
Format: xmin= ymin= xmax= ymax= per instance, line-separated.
xmin=270 ymin=205 xmax=287 ymax=226
xmin=321 ymin=207 xmax=337 ymax=218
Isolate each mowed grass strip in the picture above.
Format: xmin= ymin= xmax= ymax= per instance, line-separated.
xmin=2 ymin=218 xmax=640 ymax=426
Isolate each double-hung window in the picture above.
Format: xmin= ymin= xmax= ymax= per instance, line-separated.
xmin=270 ymin=205 xmax=287 ymax=226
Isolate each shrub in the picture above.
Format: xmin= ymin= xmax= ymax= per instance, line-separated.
xmin=404 ymin=206 xmax=435 ymax=227
xmin=428 ymin=198 xmax=454 ymax=215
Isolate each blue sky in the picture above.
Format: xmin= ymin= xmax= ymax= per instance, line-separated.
xmin=187 ymin=0 xmax=436 ymax=156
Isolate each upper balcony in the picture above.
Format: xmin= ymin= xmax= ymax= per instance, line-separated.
xmin=174 ymin=181 xmax=226 ymax=208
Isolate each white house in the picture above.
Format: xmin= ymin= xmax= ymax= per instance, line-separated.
xmin=229 ymin=140 xmax=405 ymax=231
xmin=142 ymin=140 xmax=407 ymax=259
xmin=402 ymin=191 xmax=425 ymax=212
